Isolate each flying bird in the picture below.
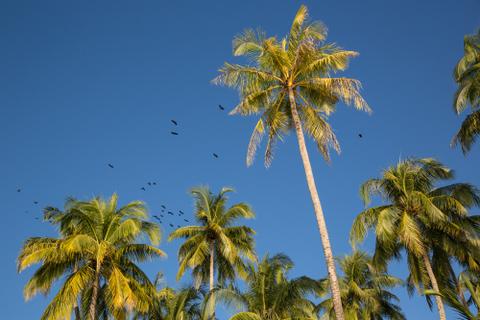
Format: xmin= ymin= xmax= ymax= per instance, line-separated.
xmin=170 ymin=131 xmax=179 ymax=136
xmin=184 ymin=219 xmax=189 ymax=222
xmin=17 ymin=188 xmax=21 ymax=193
xmin=141 ymin=187 xmax=146 ymax=191
xmin=179 ymin=210 xmax=184 ymax=214
xmin=171 ymin=120 xmax=178 ymax=126
xmin=108 ymin=164 xmax=114 ymax=168
xmin=218 ymin=104 xmax=224 ymax=110
xmin=161 ymin=205 xmax=166 ymax=209
xmin=169 ymin=223 xmax=174 ymax=227
xmin=167 ymin=211 xmax=174 ymax=215
xmin=147 ymin=182 xmax=152 ymax=186
xmin=213 ymin=153 xmax=219 ymax=158
xmin=177 ymin=225 xmax=181 ymax=228
xmin=153 ymin=182 xmax=157 ymax=185
xmin=33 ymin=201 xmax=38 ymax=205
xmin=358 ymin=133 xmax=363 ymax=138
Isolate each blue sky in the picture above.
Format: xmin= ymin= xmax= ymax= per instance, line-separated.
xmin=1 ymin=0 xmax=479 ymax=318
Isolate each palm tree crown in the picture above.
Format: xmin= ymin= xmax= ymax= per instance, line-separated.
xmin=318 ymin=251 xmax=405 ymax=320
xmin=169 ymin=187 xmax=256 ymax=289
xmin=350 ymin=158 xmax=480 ymax=320
xmin=18 ymin=194 xmax=165 ymax=320
xmin=230 ymin=253 xmax=323 ymax=320
xmin=213 ymin=4 xmax=370 ymax=166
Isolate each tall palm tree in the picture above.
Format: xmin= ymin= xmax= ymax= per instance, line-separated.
xmin=318 ymin=251 xmax=405 ymax=320
xmin=350 ymin=158 xmax=480 ymax=320
xmin=18 ymin=194 xmax=165 ymax=320
xmin=229 ymin=253 xmax=322 ymax=320
xmin=452 ymin=29 xmax=480 ymax=153
xmin=213 ymin=6 xmax=370 ymax=319
xmin=169 ymin=186 xmax=256 ymax=317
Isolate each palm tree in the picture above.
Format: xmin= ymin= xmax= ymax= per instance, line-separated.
xmin=452 ymin=29 xmax=480 ymax=153
xmin=169 ymin=187 xmax=256 ymax=317
xmin=18 ymin=194 xmax=165 ymax=320
xmin=229 ymin=253 xmax=322 ymax=320
xmin=350 ymin=158 xmax=480 ymax=320
xmin=213 ymin=6 xmax=370 ymax=319
xmin=318 ymin=251 xmax=405 ymax=320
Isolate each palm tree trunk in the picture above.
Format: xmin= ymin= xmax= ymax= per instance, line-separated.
xmin=73 ymin=264 xmax=81 ymax=320
xmin=421 ymin=252 xmax=447 ymax=320
xmin=209 ymin=241 xmax=215 ymax=291
xmin=209 ymin=241 xmax=215 ymax=320
xmin=288 ymin=87 xmax=345 ymax=320
xmin=88 ymin=261 xmax=101 ymax=320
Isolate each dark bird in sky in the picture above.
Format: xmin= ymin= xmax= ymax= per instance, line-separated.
xmin=171 ymin=120 xmax=178 ymax=126
xmin=153 ymin=215 xmax=160 ymax=220
xmin=167 ymin=211 xmax=174 ymax=215
xmin=108 ymin=164 xmax=114 ymax=168
xmin=161 ymin=205 xmax=166 ymax=209
xmin=171 ymin=131 xmax=179 ymax=135
xmin=213 ymin=153 xmax=219 ymax=158
xmin=17 ymin=188 xmax=21 ymax=192
xmin=358 ymin=133 xmax=363 ymax=138
xmin=160 ymin=214 xmax=164 ymax=217
xmin=218 ymin=104 xmax=224 ymax=110
xmin=153 ymin=182 xmax=157 ymax=185
xmin=179 ymin=210 xmax=184 ymax=214
xmin=177 ymin=225 xmax=181 ymax=228
xmin=33 ymin=201 xmax=38 ymax=205
xmin=147 ymin=182 xmax=152 ymax=186
xmin=184 ymin=219 xmax=189 ymax=222
xmin=169 ymin=223 xmax=174 ymax=227
xmin=141 ymin=187 xmax=146 ymax=191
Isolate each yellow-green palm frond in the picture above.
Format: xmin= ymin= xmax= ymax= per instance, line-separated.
xmin=452 ymin=109 xmax=480 ymax=153
xmin=17 ymin=237 xmax=64 ymax=272
xmin=40 ymin=265 xmax=93 ymax=320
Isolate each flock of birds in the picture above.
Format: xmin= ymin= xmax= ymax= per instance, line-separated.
xmin=15 ymin=103 xmax=364 ymax=225
xmin=15 ymin=105 xmax=229 ymax=225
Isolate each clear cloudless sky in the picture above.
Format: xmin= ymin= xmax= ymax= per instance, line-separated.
xmin=1 ymin=0 xmax=479 ymax=319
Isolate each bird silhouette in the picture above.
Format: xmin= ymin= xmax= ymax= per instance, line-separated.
xmin=177 ymin=225 xmax=181 ymax=228
xmin=161 ymin=205 xmax=166 ymax=209
xmin=184 ymin=219 xmax=189 ymax=222
xmin=358 ymin=133 xmax=363 ymax=138
xmin=33 ymin=201 xmax=38 ymax=205
xmin=167 ymin=211 xmax=173 ymax=215
xmin=108 ymin=164 xmax=114 ymax=168
xmin=218 ymin=104 xmax=224 ymax=110
xmin=179 ymin=210 xmax=184 ymax=214
xmin=17 ymin=188 xmax=21 ymax=193
xmin=213 ymin=153 xmax=219 ymax=158
xmin=169 ymin=223 xmax=174 ymax=227
xmin=153 ymin=182 xmax=157 ymax=185
xmin=147 ymin=182 xmax=152 ymax=186
xmin=141 ymin=187 xmax=146 ymax=191
xmin=160 ymin=214 xmax=164 ymax=217
xmin=171 ymin=131 xmax=179 ymax=135
xmin=171 ymin=120 xmax=178 ymax=126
